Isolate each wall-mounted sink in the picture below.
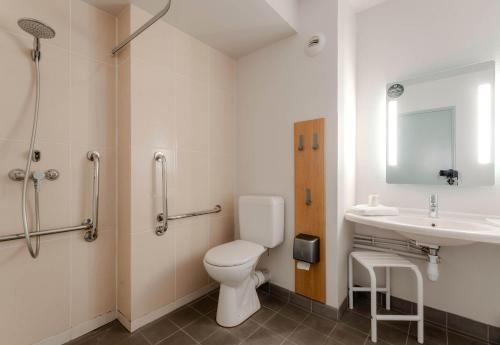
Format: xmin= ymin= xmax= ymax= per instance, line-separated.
xmin=345 ymin=210 xmax=500 ymax=246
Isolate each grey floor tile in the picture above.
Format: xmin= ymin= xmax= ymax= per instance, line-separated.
xmin=168 ymin=306 xmax=202 ymax=328
xmin=208 ymin=288 xmax=220 ymax=301
xmin=448 ymin=313 xmax=488 ymax=342
xmin=242 ymin=327 xmax=283 ymax=345
xmin=325 ymin=338 xmax=344 ymax=345
xmin=373 ymin=323 xmax=408 ymax=345
xmin=290 ymin=293 xmax=312 ymax=312
xmin=202 ymin=329 xmax=240 ymax=345
xmin=490 ymin=325 xmax=500 ymax=345
xmin=340 ymin=311 xmax=371 ymax=334
xmin=251 ymin=307 xmax=276 ymax=325
xmin=302 ymin=314 xmax=337 ymax=335
xmin=377 ymin=308 xmax=411 ymax=333
xmin=183 ymin=316 xmax=219 ymax=342
xmin=259 ymin=292 xmax=287 ymax=312
xmin=66 ymin=335 xmax=99 ymax=345
xmin=118 ymin=332 xmax=151 ymax=345
xmin=279 ymin=304 xmax=310 ymax=323
xmin=158 ymin=330 xmax=197 ymax=345
xmin=263 ymin=313 xmax=299 ymax=337
xmin=140 ymin=317 xmax=179 ymax=344
xmin=227 ymin=319 xmax=260 ymax=340
xmin=329 ymin=323 xmax=368 ymax=345
xmin=191 ymin=296 xmax=218 ymax=315
xmin=409 ymin=322 xmax=446 ymax=345
xmin=97 ymin=321 xmax=133 ymax=345
xmin=288 ymin=324 xmax=328 ymax=345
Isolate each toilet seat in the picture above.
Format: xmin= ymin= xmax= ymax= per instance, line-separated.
xmin=205 ymin=240 xmax=265 ymax=267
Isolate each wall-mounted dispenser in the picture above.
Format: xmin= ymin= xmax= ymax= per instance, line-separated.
xmin=293 ymin=233 xmax=320 ymax=266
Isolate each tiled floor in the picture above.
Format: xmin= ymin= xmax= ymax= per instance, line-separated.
xmin=65 ymin=289 xmax=491 ymax=345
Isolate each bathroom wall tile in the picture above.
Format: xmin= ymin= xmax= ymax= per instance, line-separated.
xmin=0 ymin=30 xmax=70 ymax=143
xmin=209 ymin=215 xmax=234 ymax=248
xmin=131 ymin=229 xmax=176 ymax=319
xmin=0 ymin=235 xmax=71 ymax=345
xmin=130 ymin=59 xmax=176 ymax=149
xmin=131 ymin=146 xmax=176 ymax=233
xmin=128 ymin=5 xmax=175 ymax=71
xmin=71 ymin=228 xmax=116 ymax=326
xmin=209 ymin=48 xmax=236 ymax=92
xmin=0 ymin=0 xmax=70 ymax=50
xmin=175 ymin=29 xmax=210 ymax=84
xmin=174 ymin=150 xmax=210 ymax=215
xmin=174 ymin=218 xmax=210 ymax=299
xmin=209 ymin=88 xmax=235 ymax=156
xmin=209 ymin=154 xmax=235 ymax=217
xmin=70 ymin=54 xmax=116 ymax=148
xmin=175 ymin=74 xmax=210 ymax=153
xmin=70 ymin=0 xmax=116 ymax=65
xmin=70 ymin=146 xmax=116 ymax=229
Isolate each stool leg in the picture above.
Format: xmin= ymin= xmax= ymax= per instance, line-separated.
xmin=413 ymin=267 xmax=424 ymax=344
xmin=368 ymin=268 xmax=377 ymax=343
xmin=349 ymin=254 xmax=354 ymax=309
xmin=385 ymin=267 xmax=391 ymax=310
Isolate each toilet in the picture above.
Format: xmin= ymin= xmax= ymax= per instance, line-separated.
xmin=203 ymin=195 xmax=284 ymax=327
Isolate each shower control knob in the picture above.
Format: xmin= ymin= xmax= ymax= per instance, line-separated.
xmin=8 ymin=169 xmax=26 ymax=181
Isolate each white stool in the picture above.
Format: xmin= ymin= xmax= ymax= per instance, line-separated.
xmin=348 ymin=251 xmax=424 ymax=344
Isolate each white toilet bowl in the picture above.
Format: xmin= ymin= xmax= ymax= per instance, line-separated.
xmin=204 ymin=240 xmax=266 ymax=327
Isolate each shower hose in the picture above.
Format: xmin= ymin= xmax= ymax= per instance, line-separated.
xmin=21 ymin=57 xmax=42 ymax=258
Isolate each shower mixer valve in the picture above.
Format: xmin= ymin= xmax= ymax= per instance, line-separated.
xmin=8 ymin=168 xmax=60 ymax=182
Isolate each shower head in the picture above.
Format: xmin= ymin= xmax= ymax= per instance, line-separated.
xmin=17 ymin=18 xmax=55 ymax=39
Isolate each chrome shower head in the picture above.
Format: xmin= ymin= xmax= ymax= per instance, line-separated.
xmin=17 ymin=18 xmax=55 ymax=39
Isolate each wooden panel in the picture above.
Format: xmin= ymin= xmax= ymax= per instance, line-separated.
xmin=294 ymin=118 xmax=326 ymax=303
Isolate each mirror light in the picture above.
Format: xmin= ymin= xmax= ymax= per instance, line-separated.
xmin=478 ymin=83 xmax=492 ymax=164
xmin=388 ymin=100 xmax=398 ymax=166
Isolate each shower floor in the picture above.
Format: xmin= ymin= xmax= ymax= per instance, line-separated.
xmin=64 ymin=288 xmax=483 ymax=345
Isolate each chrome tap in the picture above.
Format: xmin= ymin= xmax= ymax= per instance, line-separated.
xmin=429 ymin=193 xmax=439 ymax=218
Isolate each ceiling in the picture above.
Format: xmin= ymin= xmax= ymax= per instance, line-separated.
xmin=82 ymin=0 xmax=298 ymax=58
xmin=349 ymin=0 xmax=392 ymax=12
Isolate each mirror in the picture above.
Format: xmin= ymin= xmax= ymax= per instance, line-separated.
xmin=386 ymin=61 xmax=495 ymax=186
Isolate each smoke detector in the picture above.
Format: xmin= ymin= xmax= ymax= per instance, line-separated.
xmin=305 ymin=33 xmax=326 ymax=57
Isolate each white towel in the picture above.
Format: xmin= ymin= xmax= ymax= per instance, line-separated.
xmin=350 ymin=204 xmax=399 ymax=216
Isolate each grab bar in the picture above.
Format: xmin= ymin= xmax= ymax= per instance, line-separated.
xmin=155 ymin=152 xmax=168 ymax=236
xmin=112 ymin=0 xmax=172 ymax=55
xmin=158 ymin=205 xmax=222 ymax=222
xmin=0 ymin=151 xmax=101 ymax=243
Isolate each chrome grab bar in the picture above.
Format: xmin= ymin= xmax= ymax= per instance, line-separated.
xmin=84 ymin=151 xmax=100 ymax=242
xmin=155 ymin=152 xmax=168 ymax=236
xmin=112 ymin=0 xmax=172 ymax=55
xmin=0 ymin=151 xmax=101 ymax=244
xmin=157 ymin=205 xmax=222 ymax=222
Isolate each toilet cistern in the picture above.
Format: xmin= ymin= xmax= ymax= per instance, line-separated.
xmin=429 ymin=193 xmax=439 ymax=218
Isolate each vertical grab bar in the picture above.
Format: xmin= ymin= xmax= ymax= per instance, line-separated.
xmin=154 ymin=152 xmax=168 ymax=236
xmin=84 ymin=151 xmax=100 ymax=242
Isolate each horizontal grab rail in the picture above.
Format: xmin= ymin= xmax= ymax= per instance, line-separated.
xmin=157 ymin=205 xmax=222 ymax=222
xmin=0 ymin=151 xmax=101 ymax=244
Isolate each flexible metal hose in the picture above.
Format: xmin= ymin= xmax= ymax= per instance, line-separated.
xmin=21 ymin=57 xmax=41 ymax=258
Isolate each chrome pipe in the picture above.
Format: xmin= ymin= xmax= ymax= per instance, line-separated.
xmin=112 ymin=0 xmax=172 ymax=55
xmin=160 ymin=205 xmax=222 ymax=222
xmin=0 ymin=224 xmax=91 ymax=243
xmin=353 ymin=244 xmax=428 ymax=260
xmin=154 ymin=152 xmax=168 ymax=236
xmin=84 ymin=151 xmax=100 ymax=242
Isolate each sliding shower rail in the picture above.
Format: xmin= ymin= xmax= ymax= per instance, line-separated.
xmin=154 ymin=151 xmax=222 ymax=236
xmin=112 ymin=0 xmax=172 ymax=55
xmin=0 ymin=151 xmax=101 ymax=244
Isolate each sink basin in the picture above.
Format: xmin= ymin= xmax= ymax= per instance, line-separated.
xmin=345 ymin=210 xmax=500 ymax=246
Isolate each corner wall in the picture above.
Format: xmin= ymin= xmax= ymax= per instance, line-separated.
xmin=356 ymin=0 xmax=500 ymax=325
xmin=236 ymin=0 xmax=342 ymax=307
xmin=116 ymin=4 xmax=236 ymax=327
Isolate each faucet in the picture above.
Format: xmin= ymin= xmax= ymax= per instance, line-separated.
xmin=429 ymin=193 xmax=439 ymax=218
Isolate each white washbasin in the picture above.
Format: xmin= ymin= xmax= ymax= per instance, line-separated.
xmin=345 ymin=210 xmax=500 ymax=246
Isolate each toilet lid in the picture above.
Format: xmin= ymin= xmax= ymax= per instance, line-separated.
xmin=204 ymin=240 xmax=265 ymax=267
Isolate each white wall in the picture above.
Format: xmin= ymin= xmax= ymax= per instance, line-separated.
xmin=265 ymin=0 xmax=300 ymax=30
xmin=236 ymin=0 xmax=341 ymax=307
xmin=356 ymin=0 xmax=500 ymax=325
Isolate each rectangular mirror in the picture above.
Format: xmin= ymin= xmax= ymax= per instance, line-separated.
xmin=386 ymin=61 xmax=495 ymax=186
